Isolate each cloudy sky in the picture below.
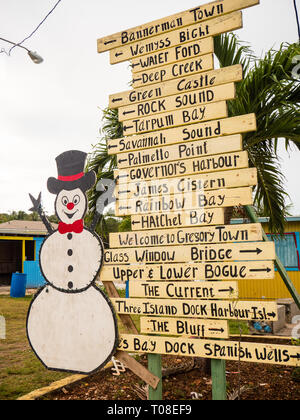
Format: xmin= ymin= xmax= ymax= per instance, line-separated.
xmin=0 ymin=0 xmax=299 ymax=216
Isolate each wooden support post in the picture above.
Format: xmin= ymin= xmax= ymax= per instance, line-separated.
xmin=148 ymin=354 xmax=163 ymax=400
xmin=211 ymin=359 xmax=227 ymax=400
xmin=244 ymin=205 xmax=300 ymax=310
xmin=115 ymin=350 xmax=161 ymax=390
xmin=102 ymin=280 xmax=161 ymax=389
xmin=102 ymin=281 xmax=139 ymax=333
xmin=22 ymin=239 xmax=26 ymax=273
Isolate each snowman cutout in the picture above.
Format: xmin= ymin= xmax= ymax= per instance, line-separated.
xmin=27 ymin=150 xmax=118 ymax=374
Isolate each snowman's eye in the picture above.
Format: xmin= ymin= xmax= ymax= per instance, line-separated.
xmin=61 ymin=196 xmax=69 ymax=206
xmin=73 ymin=195 xmax=81 ymax=205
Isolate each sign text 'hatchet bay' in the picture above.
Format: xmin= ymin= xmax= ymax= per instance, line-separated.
xmin=97 ymin=0 xmax=300 ymax=367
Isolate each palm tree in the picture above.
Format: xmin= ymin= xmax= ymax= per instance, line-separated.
xmin=87 ymin=34 xmax=300 ymax=234
xmin=214 ymin=35 xmax=300 ymax=232
xmin=86 ymin=108 xmax=125 ymax=241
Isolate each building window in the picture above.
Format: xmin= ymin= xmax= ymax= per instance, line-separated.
xmin=25 ymin=241 xmax=35 ymax=262
xmin=267 ymin=233 xmax=300 ymax=271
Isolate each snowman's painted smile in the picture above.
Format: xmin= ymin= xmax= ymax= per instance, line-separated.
xmin=64 ymin=210 xmax=79 ymax=220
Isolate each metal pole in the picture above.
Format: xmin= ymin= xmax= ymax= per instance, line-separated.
xmin=148 ymin=354 xmax=163 ymax=400
xmin=211 ymin=359 xmax=227 ymax=400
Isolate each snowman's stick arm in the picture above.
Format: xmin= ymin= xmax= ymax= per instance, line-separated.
xmin=29 ymin=193 xmax=54 ymax=235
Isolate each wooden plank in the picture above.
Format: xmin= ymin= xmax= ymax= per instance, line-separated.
xmin=118 ymin=334 xmax=300 ymax=367
xmin=109 ymin=64 xmax=243 ymax=109
xmin=136 ymin=208 xmax=227 ymax=230
xmin=140 ymin=317 xmax=229 ymax=339
xmin=131 ymin=37 xmax=214 ymax=74
xmin=104 ymin=260 xmax=274 ymax=280
xmin=115 ymin=151 xmax=249 ymax=184
xmin=132 ymin=54 xmax=214 ymax=89
xmin=122 ymin=100 xmax=228 ymax=136
xmin=119 ymin=83 xmax=236 ymax=122
xmin=114 ymin=350 xmax=160 ymax=389
xmin=129 ymin=281 xmax=239 ymax=299
xmin=117 ymin=134 xmax=242 ymax=169
xmin=112 ymin=299 xmax=278 ymax=321
xmin=101 ymin=260 xmax=275 ymax=282
xmin=105 ymin=227 xmax=264 ymax=261
xmin=132 ymin=208 xmax=225 ymax=230
xmin=109 ymin=223 xmax=263 ymax=249
xmin=106 ymin=240 xmax=276 ymax=263
xmin=102 ymin=281 xmax=138 ymax=334
xmin=114 ymin=168 xmax=258 ymax=202
xmin=115 ymin=187 xmax=253 ymax=217
xmin=108 ymin=113 xmax=255 ymax=155
xmin=109 ymin=12 xmax=242 ymax=65
xmin=98 ymin=0 xmax=259 ymax=53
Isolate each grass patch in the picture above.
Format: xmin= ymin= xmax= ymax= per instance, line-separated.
xmin=0 ymin=295 xmax=69 ymax=400
xmin=229 ymin=320 xmax=249 ymax=335
xmin=0 ymin=288 xmax=136 ymax=400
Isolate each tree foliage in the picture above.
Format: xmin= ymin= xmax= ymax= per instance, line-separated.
xmin=214 ymin=35 xmax=300 ymax=233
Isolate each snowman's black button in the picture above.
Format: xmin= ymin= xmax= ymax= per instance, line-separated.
xmin=67 ymin=249 xmax=73 ymax=256
xmin=68 ymin=265 xmax=74 ymax=273
xmin=67 ymin=233 xmax=73 ymax=240
xmin=68 ymin=282 xmax=73 ymax=289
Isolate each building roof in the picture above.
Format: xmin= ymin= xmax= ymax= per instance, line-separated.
xmin=0 ymin=220 xmax=57 ymax=237
xmin=231 ymin=216 xmax=300 ymax=224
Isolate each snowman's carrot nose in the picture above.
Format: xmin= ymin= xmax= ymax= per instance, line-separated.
xmin=67 ymin=203 xmax=75 ymax=210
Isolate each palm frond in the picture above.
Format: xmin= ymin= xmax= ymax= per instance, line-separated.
xmin=214 ymin=33 xmax=255 ymax=73
xmin=215 ymin=34 xmax=300 ymax=233
xmin=85 ymin=108 xmax=122 ymax=237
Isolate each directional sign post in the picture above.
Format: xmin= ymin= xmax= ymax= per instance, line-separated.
xmin=109 ymin=12 xmax=243 ymax=65
xmin=118 ymin=334 xmax=300 ymax=367
xmin=109 ymin=64 xmax=243 ymax=109
xmin=114 ymin=167 xmax=258 ymax=203
xmin=107 ymin=112 xmax=256 ymax=154
xmin=94 ymin=0 xmax=293 ymax=402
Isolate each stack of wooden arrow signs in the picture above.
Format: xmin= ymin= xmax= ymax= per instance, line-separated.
xmin=97 ymin=0 xmax=300 ymax=376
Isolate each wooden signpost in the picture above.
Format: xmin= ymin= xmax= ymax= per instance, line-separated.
xmin=114 ymin=167 xmax=258 ymax=201
xmin=109 ymin=12 xmax=243 ymax=65
xmin=98 ymin=0 xmax=259 ymax=53
xmin=116 ymin=133 xmax=242 ymax=168
xmin=115 ymin=186 xmax=254 ymax=216
xmin=97 ymin=0 xmax=300 ymax=401
xmin=115 ymin=151 xmax=250 ymax=183
xmin=131 ymin=54 xmax=215 ymax=89
xmin=118 ymin=83 xmax=236 ymax=123
xmin=118 ymin=334 xmax=300 ymax=367
xmin=130 ymin=38 xmax=214 ymax=73
xmin=109 ymin=64 xmax=243 ymax=109
xmin=102 ymin=261 xmax=275 ymax=281
xmin=107 ymin=113 xmax=256 ymax=153
xmin=140 ymin=317 xmax=230 ymax=339
xmin=108 ymin=223 xmax=264 ymax=248
xmin=121 ymin=100 xmax=228 ymax=136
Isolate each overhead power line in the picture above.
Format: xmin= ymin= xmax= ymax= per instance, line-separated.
xmin=294 ymin=0 xmax=300 ymax=42
xmin=9 ymin=0 xmax=63 ymax=55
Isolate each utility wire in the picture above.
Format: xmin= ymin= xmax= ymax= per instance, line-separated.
xmin=294 ymin=0 xmax=300 ymax=42
xmin=8 ymin=0 xmax=63 ymax=55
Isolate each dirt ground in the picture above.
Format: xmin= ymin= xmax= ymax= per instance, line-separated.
xmin=46 ymin=349 xmax=300 ymax=401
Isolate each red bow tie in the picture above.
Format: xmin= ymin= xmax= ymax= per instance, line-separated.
xmin=58 ymin=219 xmax=84 ymax=235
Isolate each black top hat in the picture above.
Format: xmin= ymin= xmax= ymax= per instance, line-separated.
xmin=47 ymin=150 xmax=96 ymax=195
